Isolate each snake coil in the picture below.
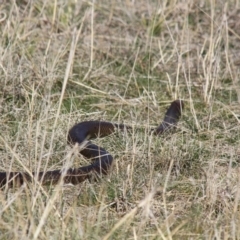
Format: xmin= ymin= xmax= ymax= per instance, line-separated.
xmin=0 ymin=100 xmax=184 ymax=188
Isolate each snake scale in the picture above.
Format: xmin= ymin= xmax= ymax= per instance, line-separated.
xmin=0 ymin=100 xmax=184 ymax=188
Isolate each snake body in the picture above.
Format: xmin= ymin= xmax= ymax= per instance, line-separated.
xmin=0 ymin=100 xmax=184 ymax=188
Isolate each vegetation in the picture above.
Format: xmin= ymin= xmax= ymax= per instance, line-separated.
xmin=0 ymin=0 xmax=240 ymax=239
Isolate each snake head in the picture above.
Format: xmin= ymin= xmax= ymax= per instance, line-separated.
xmin=153 ymin=99 xmax=184 ymax=135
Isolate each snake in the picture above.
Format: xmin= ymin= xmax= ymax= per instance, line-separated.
xmin=0 ymin=100 xmax=184 ymax=188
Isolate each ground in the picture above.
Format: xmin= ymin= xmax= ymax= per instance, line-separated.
xmin=0 ymin=1 xmax=240 ymax=239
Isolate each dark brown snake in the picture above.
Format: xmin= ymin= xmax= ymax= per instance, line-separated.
xmin=0 ymin=100 xmax=184 ymax=188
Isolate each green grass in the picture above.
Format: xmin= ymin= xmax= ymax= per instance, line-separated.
xmin=1 ymin=0 xmax=240 ymax=239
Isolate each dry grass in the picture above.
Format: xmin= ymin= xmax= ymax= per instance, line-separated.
xmin=1 ymin=0 xmax=240 ymax=239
